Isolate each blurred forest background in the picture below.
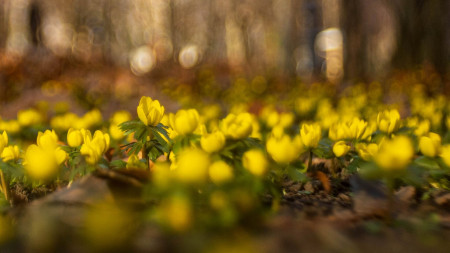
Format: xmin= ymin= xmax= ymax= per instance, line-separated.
xmin=0 ymin=0 xmax=449 ymax=100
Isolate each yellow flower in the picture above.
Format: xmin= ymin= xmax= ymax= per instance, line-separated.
xmin=348 ymin=118 xmax=368 ymax=139
xmin=220 ymin=113 xmax=253 ymax=139
xmin=266 ymin=134 xmax=303 ymax=164
xmin=375 ymin=136 xmax=414 ymax=171
xmin=24 ymin=145 xmax=66 ymax=180
xmin=200 ymin=131 xmax=226 ymax=153
xmin=78 ymin=109 xmax=103 ymax=129
xmin=279 ymin=113 xmax=295 ymax=128
xmin=356 ymin=143 xmax=378 ymax=161
xmin=172 ymin=109 xmax=200 ymax=135
xmin=109 ymin=124 xmax=125 ymax=140
xmin=175 ymin=148 xmax=210 ymax=184
xmin=67 ymin=128 xmax=84 ymax=147
xmin=333 ymin=141 xmax=350 ymax=157
xmin=110 ymin=111 xmax=131 ymax=125
xmin=80 ymin=130 xmax=110 ymax=164
xmin=37 ymin=130 xmax=59 ymax=150
xmin=0 ymin=131 xmax=8 ymax=154
xmin=328 ymin=122 xmax=348 ymax=141
xmin=242 ymin=149 xmax=268 ymax=176
xmin=0 ymin=120 xmax=20 ymax=134
xmin=208 ymin=161 xmax=234 ymax=184
xmin=407 ymin=117 xmax=430 ymax=137
xmin=440 ymin=145 xmax=450 ymax=167
xmin=126 ymin=154 xmax=147 ymax=169
xmin=17 ymin=109 xmax=42 ymax=126
xmin=1 ymin=145 xmax=20 ymax=162
xmin=300 ymin=123 xmax=321 ymax=148
xmin=377 ymin=109 xmax=400 ymax=134
xmin=419 ymin=132 xmax=441 ymax=157
xmin=137 ymin=96 xmax=165 ymax=126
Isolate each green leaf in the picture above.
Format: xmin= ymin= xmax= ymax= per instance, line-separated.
xmin=110 ymin=160 xmax=127 ymax=169
xmin=119 ymin=120 xmax=143 ymax=134
xmin=150 ymin=128 xmax=169 ymax=152
xmin=286 ymin=166 xmax=307 ymax=183
xmin=134 ymin=125 xmax=149 ymax=141
xmin=148 ymin=146 xmax=163 ymax=162
xmin=347 ymin=157 xmax=362 ymax=173
xmin=312 ymin=138 xmax=334 ymax=158
xmin=414 ymin=156 xmax=440 ymax=170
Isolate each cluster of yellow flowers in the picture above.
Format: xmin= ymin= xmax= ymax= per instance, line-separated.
xmin=0 ymin=80 xmax=449 ymax=223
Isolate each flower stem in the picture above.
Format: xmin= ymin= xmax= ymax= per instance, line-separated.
xmin=0 ymin=170 xmax=9 ymax=201
xmin=307 ymin=150 xmax=313 ymax=172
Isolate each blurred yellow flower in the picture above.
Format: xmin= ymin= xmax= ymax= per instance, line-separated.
xmin=300 ymin=123 xmax=321 ymax=148
xmin=333 ymin=141 xmax=350 ymax=157
xmin=24 ymin=145 xmax=66 ymax=180
xmin=221 ymin=113 xmax=253 ymax=139
xmin=175 ymin=148 xmax=210 ymax=184
xmin=1 ymin=145 xmax=20 ymax=162
xmin=110 ymin=110 xmax=131 ymax=125
xmin=356 ymin=143 xmax=378 ymax=161
xmin=201 ymin=131 xmax=226 ymax=153
xmin=209 ymin=160 xmax=234 ymax=184
xmin=419 ymin=132 xmax=441 ymax=157
xmin=266 ymin=134 xmax=303 ymax=164
xmin=17 ymin=109 xmax=42 ymax=126
xmin=440 ymin=145 xmax=450 ymax=167
xmin=158 ymin=194 xmax=192 ymax=231
xmin=172 ymin=109 xmax=200 ymax=135
xmin=377 ymin=109 xmax=400 ymax=134
xmin=375 ymin=136 xmax=414 ymax=171
xmin=137 ymin=96 xmax=165 ymax=126
xmin=243 ymin=149 xmax=268 ymax=176
xmin=67 ymin=128 xmax=84 ymax=147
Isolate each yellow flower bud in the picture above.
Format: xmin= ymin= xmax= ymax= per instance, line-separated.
xmin=80 ymin=130 xmax=110 ymax=164
xmin=440 ymin=145 xmax=450 ymax=167
xmin=137 ymin=96 xmax=165 ymax=126
xmin=375 ymin=136 xmax=414 ymax=170
xmin=266 ymin=134 xmax=304 ymax=164
xmin=0 ymin=131 xmax=8 ymax=154
xmin=200 ymin=131 xmax=226 ymax=153
xmin=333 ymin=141 xmax=350 ymax=157
xmin=67 ymin=128 xmax=84 ymax=147
xmin=419 ymin=132 xmax=441 ymax=157
xmin=209 ymin=161 xmax=234 ymax=184
xmin=171 ymin=109 xmax=199 ymax=135
xmin=220 ymin=113 xmax=253 ymax=139
xmin=175 ymin=148 xmax=210 ymax=184
xmin=356 ymin=143 xmax=378 ymax=161
xmin=1 ymin=145 xmax=20 ymax=162
xmin=242 ymin=149 xmax=268 ymax=176
xmin=126 ymin=154 xmax=147 ymax=169
xmin=377 ymin=109 xmax=400 ymax=134
xmin=37 ymin=130 xmax=59 ymax=150
xmin=300 ymin=123 xmax=321 ymax=148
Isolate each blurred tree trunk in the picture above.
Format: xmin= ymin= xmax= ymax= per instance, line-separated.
xmin=341 ymin=0 xmax=368 ymax=81
xmin=0 ymin=0 xmax=9 ymax=48
xmin=389 ymin=0 xmax=448 ymax=78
